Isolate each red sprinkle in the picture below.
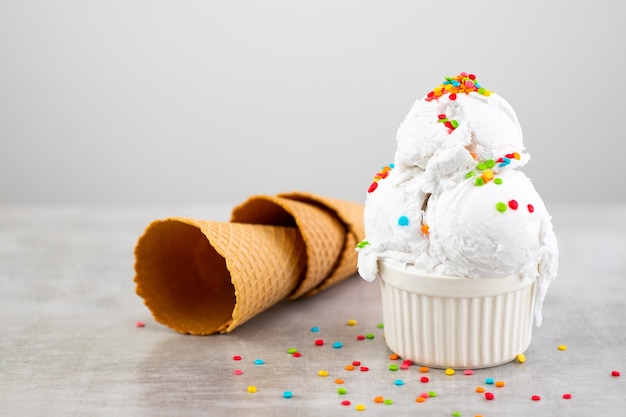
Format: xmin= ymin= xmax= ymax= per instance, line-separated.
xmin=315 ymin=339 xmax=324 ymax=346
xmin=135 ymin=321 xmax=145 ymax=328
xmin=232 ymin=355 xmax=242 ymax=361
xmin=527 ymin=204 xmax=535 ymax=213
xmin=611 ymin=370 xmax=621 ymax=377
xmin=438 ymin=114 xmax=447 ymax=120
xmin=357 ymin=335 xmax=365 ymax=340
xmin=368 ymin=182 xmax=378 ymax=193
xmin=353 ymin=361 xmax=361 ymax=366
xmin=563 ymin=393 xmax=572 ymax=399
xmin=233 ymin=370 xmax=243 ymax=375
xmin=508 ymin=200 xmax=519 ymax=210
xmin=485 ymin=392 xmax=494 ymax=400
xmin=449 ymin=93 xmax=457 ymax=100
xmin=420 ymin=377 xmax=429 ymax=383
xmin=531 ymin=395 xmax=541 ymax=401
xmin=360 ymin=366 xmax=369 ymax=372
xmin=292 ymin=352 xmax=302 ymax=357
xmin=341 ymin=400 xmax=351 ymax=406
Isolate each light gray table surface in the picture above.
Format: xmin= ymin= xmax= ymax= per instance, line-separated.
xmin=1 ymin=203 xmax=625 ymax=417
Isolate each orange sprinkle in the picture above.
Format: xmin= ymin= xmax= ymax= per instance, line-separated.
xmin=416 ymin=397 xmax=426 ymax=403
xmin=476 ymin=386 xmax=485 ymax=393
xmin=419 ymin=366 xmax=429 ymax=373
xmin=495 ymin=381 xmax=505 ymax=387
xmin=389 ymin=353 xmax=399 ymax=360
xmin=345 ymin=365 xmax=355 ymax=371
xmin=335 ymin=379 xmax=344 ymax=384
xmin=421 ymin=224 xmax=430 ymax=235
xmin=513 ymin=152 xmax=521 ymax=160
xmin=374 ymin=396 xmax=384 ymax=403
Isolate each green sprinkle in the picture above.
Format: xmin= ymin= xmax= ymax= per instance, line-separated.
xmin=428 ymin=391 xmax=437 ymax=397
xmin=389 ymin=364 xmax=399 ymax=371
xmin=287 ymin=347 xmax=298 ymax=354
xmin=474 ymin=177 xmax=485 ymax=186
xmin=356 ymin=240 xmax=370 ymax=249
xmin=366 ymin=333 xmax=375 ymax=339
xmin=450 ymin=120 xmax=459 ymax=128
xmin=338 ymin=387 xmax=347 ymax=395
xmin=465 ymin=171 xmax=476 ymax=179
xmin=485 ymin=159 xmax=495 ymax=168
xmin=496 ymin=202 xmax=507 ymax=213
xmin=377 ymin=323 xmax=384 ymax=329
xmin=438 ymin=117 xmax=447 ymax=123
xmin=477 ymin=87 xmax=486 ymax=95
xmin=476 ymin=162 xmax=487 ymax=171
xmin=452 ymin=412 xmax=462 ymax=417
xmin=494 ymin=178 xmax=503 ymax=185
xmin=384 ymin=399 xmax=393 ymax=405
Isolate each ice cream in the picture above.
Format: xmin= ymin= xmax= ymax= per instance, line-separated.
xmin=357 ymin=72 xmax=558 ymax=326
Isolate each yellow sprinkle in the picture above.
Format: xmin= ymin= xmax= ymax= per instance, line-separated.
xmin=558 ymin=345 xmax=567 ymax=351
xmin=516 ymin=353 xmax=526 ymax=363
xmin=347 ymin=319 xmax=357 ymax=326
xmin=318 ymin=370 xmax=329 ymax=377
xmin=247 ymin=385 xmax=257 ymax=393
xmin=482 ymin=169 xmax=494 ymax=180
xmin=495 ymin=381 xmax=505 ymax=387
xmin=445 ymin=368 xmax=455 ymax=376
xmin=355 ymin=404 xmax=366 ymax=411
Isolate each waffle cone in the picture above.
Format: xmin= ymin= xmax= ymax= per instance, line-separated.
xmin=231 ymin=195 xmax=346 ymax=298
xmin=134 ymin=218 xmax=306 ymax=334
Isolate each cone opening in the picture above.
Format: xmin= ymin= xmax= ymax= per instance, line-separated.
xmin=134 ymin=220 xmax=235 ymax=335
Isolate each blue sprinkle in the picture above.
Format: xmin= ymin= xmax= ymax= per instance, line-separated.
xmin=283 ymin=391 xmax=293 ymax=398
xmin=397 ymin=216 xmax=409 ymax=227
xmin=333 ymin=341 xmax=343 ymax=349
xmin=452 ymin=80 xmax=460 ymax=87
xmin=254 ymin=359 xmax=264 ymax=365
xmin=486 ymin=377 xmax=495 ymax=384
xmin=389 ymin=163 xmax=395 ymax=168
xmin=310 ymin=326 xmax=319 ymax=332
xmin=394 ymin=379 xmax=405 ymax=386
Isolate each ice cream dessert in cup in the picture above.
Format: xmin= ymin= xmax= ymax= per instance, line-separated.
xmin=357 ymin=73 xmax=558 ymax=368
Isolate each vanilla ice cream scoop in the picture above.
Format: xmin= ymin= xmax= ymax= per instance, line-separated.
xmin=357 ymin=72 xmax=558 ymax=325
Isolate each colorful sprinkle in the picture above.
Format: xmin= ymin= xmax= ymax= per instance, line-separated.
xmin=428 ymin=391 xmax=437 ymax=397
xmin=508 ymin=200 xmax=519 ymax=210
xmin=420 ymin=376 xmax=429 ymax=383
xmin=335 ymin=378 xmax=344 ymax=384
xmin=421 ymin=223 xmax=430 ymax=235
xmin=337 ymin=387 xmax=348 ymax=395
xmin=394 ymin=379 xmax=404 ymax=386
xmin=315 ymin=339 xmax=324 ymax=346
xmin=495 ymin=381 xmax=505 ymax=387
xmin=292 ymin=352 xmax=302 ymax=357
xmin=416 ymin=397 xmax=426 ymax=403
xmin=397 ymin=215 xmax=409 ymax=226
xmin=516 ymin=353 xmax=526 ymax=363
xmin=360 ymin=366 xmax=369 ymax=372
xmin=558 ymin=344 xmax=567 ymax=351
xmin=356 ymin=335 xmax=365 ymax=340
xmin=355 ymin=404 xmax=366 ymax=411
xmin=232 ymin=355 xmax=242 ymax=361
xmin=425 ymin=72 xmax=491 ymax=102
xmin=389 ymin=353 xmax=399 ymax=360
xmin=310 ymin=326 xmax=319 ymax=332
xmin=345 ymin=365 xmax=355 ymax=371
xmin=527 ymin=204 xmax=535 ymax=213
xmin=135 ymin=321 xmax=145 ymax=328
xmin=347 ymin=319 xmax=358 ymax=326
xmin=485 ymin=392 xmax=495 ymax=400
xmin=374 ymin=396 xmax=384 ymax=403
xmin=612 ymin=370 xmax=621 ymax=377
xmin=494 ymin=177 xmax=503 ymax=185
xmin=254 ymin=359 xmax=264 ymax=365
xmin=496 ymin=202 xmax=507 ymax=212
xmin=283 ymin=391 xmax=293 ymax=399
xmin=445 ymin=368 xmax=456 ymax=376
xmin=366 ymin=333 xmax=375 ymax=339
xmin=341 ymin=400 xmax=351 ymax=406
xmin=563 ymin=393 xmax=572 ymax=399
xmin=485 ymin=378 xmax=495 ymax=385
xmin=356 ymin=240 xmax=369 ymax=249
xmin=476 ymin=387 xmax=485 ymax=393
xmin=384 ymin=399 xmax=393 ymax=405
xmin=464 ymin=370 xmax=474 ymax=375
xmin=531 ymin=395 xmax=541 ymax=401
xmin=389 ymin=364 xmax=399 ymax=371
xmin=318 ymin=370 xmax=329 ymax=377
xmin=333 ymin=341 xmax=343 ymax=349
xmin=377 ymin=323 xmax=384 ymax=329
xmin=287 ymin=347 xmax=298 ymax=354
xmin=233 ymin=369 xmax=243 ymax=375
xmin=452 ymin=412 xmax=462 ymax=417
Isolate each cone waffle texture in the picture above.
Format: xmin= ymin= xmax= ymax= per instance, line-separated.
xmin=134 ymin=192 xmax=364 ymax=335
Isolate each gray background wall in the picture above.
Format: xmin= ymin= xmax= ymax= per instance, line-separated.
xmin=1 ymin=0 xmax=623 ymax=206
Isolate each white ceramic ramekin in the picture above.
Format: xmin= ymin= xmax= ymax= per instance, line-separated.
xmin=379 ymin=260 xmax=536 ymax=369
